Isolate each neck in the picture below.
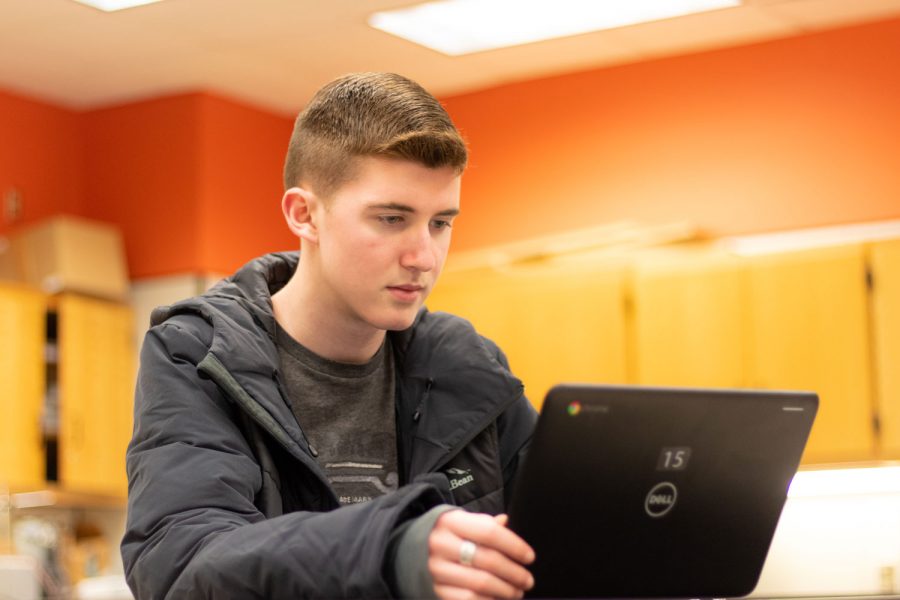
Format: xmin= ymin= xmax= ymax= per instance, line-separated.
xmin=272 ymin=256 xmax=386 ymax=364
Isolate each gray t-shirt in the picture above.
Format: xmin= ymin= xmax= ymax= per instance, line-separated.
xmin=275 ymin=322 xmax=398 ymax=505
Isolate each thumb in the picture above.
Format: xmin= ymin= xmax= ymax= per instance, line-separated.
xmin=493 ymin=513 xmax=509 ymax=527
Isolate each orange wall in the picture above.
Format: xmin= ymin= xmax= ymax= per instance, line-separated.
xmin=82 ymin=93 xmax=295 ymax=278
xmin=0 ymin=89 xmax=85 ymax=235
xmin=4 ymin=16 xmax=900 ymax=277
xmin=196 ymin=94 xmax=296 ymax=275
xmin=4 ymin=89 xmax=295 ymax=279
xmin=442 ymin=17 xmax=900 ymax=252
xmin=83 ymin=94 xmax=204 ymax=277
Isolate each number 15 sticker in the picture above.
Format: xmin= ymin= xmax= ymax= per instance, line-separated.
xmin=657 ymin=446 xmax=691 ymax=471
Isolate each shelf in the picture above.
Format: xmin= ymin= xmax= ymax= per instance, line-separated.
xmin=7 ymin=486 xmax=126 ymax=510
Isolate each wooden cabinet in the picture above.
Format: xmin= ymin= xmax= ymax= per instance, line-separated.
xmin=745 ymin=244 xmax=874 ymax=463
xmin=0 ymin=286 xmax=134 ymax=497
xmin=632 ymin=241 xmax=895 ymax=464
xmin=431 ymin=236 xmax=895 ymax=465
xmin=0 ymin=284 xmax=46 ymax=490
xmin=629 ymin=243 xmax=875 ymax=463
xmin=631 ymin=249 xmax=748 ymax=388
xmin=58 ymin=294 xmax=135 ymax=497
xmin=870 ymin=239 xmax=900 ymax=459
xmin=428 ymin=255 xmax=629 ymax=409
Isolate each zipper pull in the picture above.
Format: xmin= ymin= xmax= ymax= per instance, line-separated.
xmin=413 ymin=378 xmax=434 ymax=422
xmin=272 ymin=370 xmax=319 ymax=458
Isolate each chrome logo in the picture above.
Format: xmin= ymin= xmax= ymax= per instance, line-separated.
xmin=567 ymin=401 xmax=582 ymax=416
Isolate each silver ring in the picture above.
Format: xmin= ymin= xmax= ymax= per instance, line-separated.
xmin=459 ymin=540 xmax=477 ymax=567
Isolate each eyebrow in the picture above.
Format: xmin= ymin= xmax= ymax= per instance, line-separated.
xmin=368 ymin=202 xmax=460 ymax=217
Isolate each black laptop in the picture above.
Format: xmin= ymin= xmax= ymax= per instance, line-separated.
xmin=507 ymin=384 xmax=817 ymax=599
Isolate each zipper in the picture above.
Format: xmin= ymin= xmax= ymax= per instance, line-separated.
xmin=272 ymin=371 xmax=318 ymax=457
xmin=198 ymin=353 xmax=336 ymax=502
xmin=413 ymin=377 xmax=434 ymax=422
xmin=430 ymin=381 xmax=525 ymax=474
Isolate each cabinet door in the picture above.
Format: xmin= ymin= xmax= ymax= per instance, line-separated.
xmin=870 ymin=239 xmax=900 ymax=459
xmin=632 ymin=250 xmax=748 ymax=388
xmin=0 ymin=284 xmax=45 ymax=489
xmin=746 ymin=244 xmax=873 ymax=463
xmin=428 ymin=256 xmax=629 ymax=409
xmin=58 ymin=295 xmax=134 ymax=497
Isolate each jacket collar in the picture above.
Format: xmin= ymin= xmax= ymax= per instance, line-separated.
xmin=153 ymin=252 xmax=524 ymax=475
xmin=152 ymin=252 xmax=308 ymax=460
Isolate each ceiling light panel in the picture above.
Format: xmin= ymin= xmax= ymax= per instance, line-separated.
xmin=370 ymin=0 xmax=742 ymax=56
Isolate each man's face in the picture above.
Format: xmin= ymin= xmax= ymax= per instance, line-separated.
xmin=310 ymin=156 xmax=461 ymax=333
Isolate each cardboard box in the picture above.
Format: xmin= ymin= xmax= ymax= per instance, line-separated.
xmin=12 ymin=216 xmax=129 ymax=301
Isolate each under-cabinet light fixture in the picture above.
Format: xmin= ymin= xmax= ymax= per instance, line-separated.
xmin=70 ymin=0 xmax=164 ymax=12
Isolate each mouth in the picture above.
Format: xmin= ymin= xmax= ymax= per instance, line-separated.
xmin=387 ymin=284 xmax=425 ymax=303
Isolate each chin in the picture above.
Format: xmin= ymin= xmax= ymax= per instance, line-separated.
xmin=375 ymin=309 xmax=420 ymax=332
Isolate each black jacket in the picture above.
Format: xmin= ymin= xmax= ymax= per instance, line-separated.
xmin=122 ymin=252 xmax=537 ymax=599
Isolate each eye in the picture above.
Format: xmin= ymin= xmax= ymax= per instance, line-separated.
xmin=431 ymin=219 xmax=452 ymax=230
xmin=378 ymin=215 xmax=404 ymax=226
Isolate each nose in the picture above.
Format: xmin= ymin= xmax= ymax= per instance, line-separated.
xmin=400 ymin=226 xmax=437 ymax=272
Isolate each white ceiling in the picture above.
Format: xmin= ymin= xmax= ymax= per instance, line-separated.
xmin=1 ymin=0 xmax=900 ymax=116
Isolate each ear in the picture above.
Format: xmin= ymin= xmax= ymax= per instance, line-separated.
xmin=281 ymin=186 xmax=320 ymax=245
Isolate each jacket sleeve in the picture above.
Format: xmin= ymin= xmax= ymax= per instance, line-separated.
xmin=480 ymin=337 xmax=539 ymax=507
xmin=122 ymin=321 xmax=444 ymax=600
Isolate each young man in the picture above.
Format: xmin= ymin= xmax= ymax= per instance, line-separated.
xmin=122 ymin=72 xmax=538 ymax=599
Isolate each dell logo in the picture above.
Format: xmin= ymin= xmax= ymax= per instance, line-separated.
xmin=644 ymin=482 xmax=678 ymax=518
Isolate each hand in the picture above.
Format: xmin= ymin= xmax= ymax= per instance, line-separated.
xmin=428 ymin=511 xmax=536 ymax=600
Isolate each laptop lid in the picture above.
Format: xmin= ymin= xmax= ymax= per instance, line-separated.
xmin=507 ymin=384 xmax=817 ymax=599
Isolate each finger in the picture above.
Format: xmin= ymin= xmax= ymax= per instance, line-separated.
xmin=431 ymin=513 xmax=524 ymax=565
xmin=434 ymin=584 xmax=494 ymax=600
xmin=438 ymin=512 xmax=535 ymax=564
xmin=494 ymin=514 xmax=509 ymax=527
xmin=430 ymin=531 xmax=534 ymax=590
xmin=431 ymin=558 xmax=525 ymax=600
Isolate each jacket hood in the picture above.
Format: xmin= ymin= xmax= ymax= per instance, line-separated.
xmin=152 ymin=251 xmax=293 ymax=366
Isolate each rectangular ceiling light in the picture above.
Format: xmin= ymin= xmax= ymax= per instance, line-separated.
xmin=370 ymin=0 xmax=741 ymax=56
xmin=70 ymin=0 xmax=163 ymax=11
